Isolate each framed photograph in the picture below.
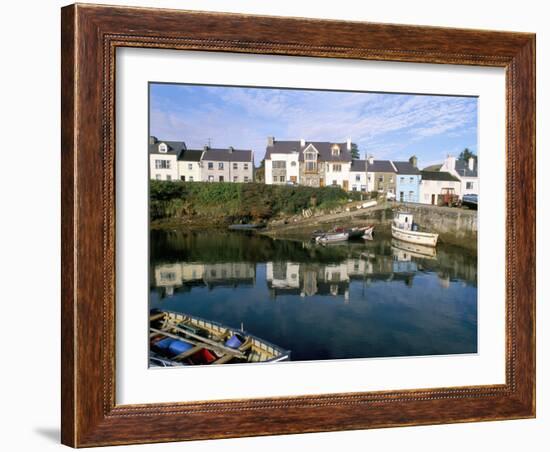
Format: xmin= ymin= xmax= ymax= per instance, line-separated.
xmin=61 ymin=3 xmax=536 ymax=447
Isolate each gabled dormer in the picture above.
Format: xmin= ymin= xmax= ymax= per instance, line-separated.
xmin=331 ymin=144 xmax=341 ymax=157
xmin=158 ymin=142 xmax=168 ymax=153
xmin=302 ymin=143 xmax=319 ymax=172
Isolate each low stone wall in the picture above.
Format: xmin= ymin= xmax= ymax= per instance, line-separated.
xmin=391 ymin=202 xmax=477 ymax=249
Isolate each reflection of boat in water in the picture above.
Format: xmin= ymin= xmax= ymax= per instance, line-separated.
xmin=391 ymin=238 xmax=437 ymax=259
xmin=149 ymin=310 xmax=290 ymax=366
xmin=391 ymin=212 xmax=438 ymax=247
xmin=228 ymin=223 xmax=265 ymax=231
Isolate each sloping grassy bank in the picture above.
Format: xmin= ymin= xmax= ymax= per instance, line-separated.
xmin=150 ymin=181 xmax=360 ymax=227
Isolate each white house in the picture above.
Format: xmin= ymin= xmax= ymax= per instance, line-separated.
xmin=177 ymin=150 xmax=203 ymax=182
xmin=419 ymin=170 xmax=462 ymax=205
xmin=264 ymin=136 xmax=300 ymax=184
xmin=349 ymin=159 xmax=368 ymax=191
xmin=440 ymin=155 xmax=479 ymax=198
xmin=149 ymin=136 xmax=186 ymax=181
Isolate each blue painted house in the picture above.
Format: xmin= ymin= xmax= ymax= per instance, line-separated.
xmin=393 ymin=156 xmax=421 ymax=203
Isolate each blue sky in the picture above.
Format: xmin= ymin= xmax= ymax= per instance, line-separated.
xmin=150 ymin=83 xmax=478 ymax=168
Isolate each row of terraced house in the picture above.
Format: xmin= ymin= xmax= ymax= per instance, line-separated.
xmin=149 ymin=135 xmax=478 ymax=204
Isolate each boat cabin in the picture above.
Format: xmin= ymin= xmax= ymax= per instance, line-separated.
xmin=393 ymin=212 xmax=414 ymax=231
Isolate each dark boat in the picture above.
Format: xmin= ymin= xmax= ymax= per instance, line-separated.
xmin=462 ymin=194 xmax=478 ymax=210
xmin=347 ymin=225 xmax=375 ymax=239
xmin=150 ymin=310 xmax=291 ymax=366
xmin=228 ymin=223 xmax=265 ymax=231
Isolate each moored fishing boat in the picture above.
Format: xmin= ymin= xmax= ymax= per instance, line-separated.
xmin=347 ymin=225 xmax=375 ymax=240
xmin=149 ymin=310 xmax=291 ymax=366
xmin=391 ymin=212 xmax=438 ymax=247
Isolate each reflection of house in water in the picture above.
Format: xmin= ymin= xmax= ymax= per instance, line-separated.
xmin=265 ymin=255 xmax=419 ymax=301
xmin=152 ymin=261 xmax=255 ymax=298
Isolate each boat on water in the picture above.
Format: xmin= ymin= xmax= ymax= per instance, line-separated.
xmin=462 ymin=194 xmax=478 ymax=210
xmin=228 ymin=223 xmax=265 ymax=231
xmin=348 ymin=225 xmax=375 ymax=240
xmin=150 ymin=309 xmax=290 ymax=366
xmin=315 ymin=231 xmax=349 ymax=244
xmin=391 ymin=212 xmax=438 ymax=247
xmin=391 ymin=238 xmax=437 ymax=259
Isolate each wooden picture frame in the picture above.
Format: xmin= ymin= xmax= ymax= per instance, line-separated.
xmin=61 ymin=3 xmax=535 ymax=447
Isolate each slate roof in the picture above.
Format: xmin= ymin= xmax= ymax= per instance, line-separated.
xmin=148 ymin=139 xmax=186 ymax=156
xmin=423 ymin=164 xmax=442 ymax=172
xmin=393 ymin=161 xmax=421 ymax=175
xmin=350 ymin=159 xmax=367 ymax=172
xmin=454 ymin=159 xmax=478 ymax=178
xmin=367 ymin=160 xmax=396 ymax=173
xmin=202 ymin=148 xmax=253 ymax=162
xmin=420 ymin=171 xmax=461 ymax=182
xmin=178 ymin=150 xmax=204 ymax=162
xmin=266 ymin=140 xmax=353 ymax=162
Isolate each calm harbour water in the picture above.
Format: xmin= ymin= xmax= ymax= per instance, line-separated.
xmin=150 ymin=229 xmax=477 ymax=361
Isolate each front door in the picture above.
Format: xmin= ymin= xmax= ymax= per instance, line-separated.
xmin=320 ymin=178 xmax=324 ymax=187
xmin=431 ymin=194 xmax=436 ymax=205
xmin=343 ymin=180 xmax=349 ymax=191
xmin=400 ymin=191 xmax=404 ymax=202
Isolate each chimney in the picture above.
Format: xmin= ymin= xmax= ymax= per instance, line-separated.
xmin=346 ymin=138 xmax=352 ymax=151
xmin=468 ymin=157 xmax=474 ymax=171
xmin=267 ymin=136 xmax=274 ymax=147
xmin=228 ymin=146 xmax=234 ymax=153
xmin=300 ymin=138 xmax=306 ymax=147
xmin=203 ymin=145 xmax=209 ymax=151
xmin=446 ymin=154 xmax=456 ymax=171
xmin=149 ymin=136 xmax=157 ymax=145
xmin=409 ymin=155 xmax=418 ymax=168
xmin=368 ymin=155 xmax=374 ymax=165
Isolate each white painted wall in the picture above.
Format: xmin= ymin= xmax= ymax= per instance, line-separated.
xmin=177 ymin=160 xmax=202 ymax=182
xmin=149 ymin=154 xmax=179 ymax=181
xmin=325 ymin=162 xmax=351 ymax=188
xmin=350 ymin=170 xmax=368 ymax=191
xmin=419 ymin=179 xmax=462 ymax=204
xmin=265 ymin=152 xmax=300 ymax=184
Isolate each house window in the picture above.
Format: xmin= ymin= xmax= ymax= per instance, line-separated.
xmin=158 ymin=143 xmax=168 ymax=153
xmin=218 ymin=162 xmax=224 ymax=170
xmin=219 ymin=175 xmax=224 ymax=182
xmin=332 ymin=180 xmax=337 ymax=186
xmin=208 ymin=162 xmax=213 ymax=170
xmin=331 ymin=145 xmax=340 ymax=156
xmin=233 ymin=163 xmax=238 ymax=170
xmin=273 ymin=176 xmax=278 ymax=183
xmin=244 ymin=176 xmax=249 ymax=182
xmin=409 ymin=191 xmax=414 ymax=200
xmin=155 ymin=174 xmax=161 ymax=180
xmin=291 ymin=161 xmax=296 ymax=167
xmin=410 ymin=177 xmax=414 ymax=183
xmin=233 ymin=176 xmax=238 ymax=182
xmin=332 ymin=164 xmax=342 ymax=172
xmin=280 ymin=176 xmax=285 ymax=182
xmin=378 ymin=176 xmax=383 ymax=182
xmin=155 ymin=160 xmax=171 ymax=169
xmin=244 ymin=163 xmax=249 ymax=170
xmin=188 ymin=163 xmax=193 ymax=170
xmin=180 ymin=176 xmax=185 ymax=181
xmin=166 ymin=175 xmax=171 ymax=181
xmin=189 ymin=176 xmax=194 ymax=182
xmin=306 ymin=162 xmax=317 ymax=172
xmin=466 ymin=181 xmax=473 ymax=189
xmin=390 ymin=176 xmax=394 ymax=183
xmin=208 ymin=175 xmax=214 ymax=182
xmin=400 ymin=177 xmax=405 ymax=183
xmin=272 ymin=161 xmax=286 ymax=169
xmin=355 ymin=175 xmax=360 ymax=182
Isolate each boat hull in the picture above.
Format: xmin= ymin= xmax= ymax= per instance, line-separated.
xmin=391 ymin=225 xmax=438 ymax=247
xmin=316 ymin=232 xmax=349 ymax=243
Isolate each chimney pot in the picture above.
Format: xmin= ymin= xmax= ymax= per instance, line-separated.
xmin=346 ymin=138 xmax=352 ymax=151
xmin=267 ymin=136 xmax=274 ymax=147
xmin=368 ymin=155 xmax=374 ymax=165
xmin=300 ymin=138 xmax=306 ymax=147
xmin=468 ymin=157 xmax=474 ymax=171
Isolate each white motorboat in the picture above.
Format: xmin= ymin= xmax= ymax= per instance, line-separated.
xmin=391 ymin=212 xmax=438 ymax=247
xmin=315 ymin=232 xmax=349 ymax=244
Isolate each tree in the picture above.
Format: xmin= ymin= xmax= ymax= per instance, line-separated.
xmin=458 ymin=148 xmax=477 ymax=162
xmin=350 ymin=143 xmax=360 ymax=159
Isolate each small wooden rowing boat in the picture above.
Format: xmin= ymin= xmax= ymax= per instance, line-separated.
xmin=149 ymin=310 xmax=291 ymax=366
xmin=391 ymin=212 xmax=438 ymax=247
xmin=347 ymin=225 xmax=374 ymax=240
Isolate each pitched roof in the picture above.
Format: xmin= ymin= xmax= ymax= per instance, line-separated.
xmin=178 ymin=150 xmax=203 ymax=162
xmin=454 ymin=159 xmax=478 ymax=177
xmin=393 ymin=161 xmax=420 ymax=175
xmin=421 ymin=171 xmax=460 ymax=182
xmin=350 ymin=159 xmax=367 ymax=172
xmin=202 ymin=148 xmax=253 ymax=162
xmin=367 ymin=160 xmax=396 ymax=173
xmin=423 ymin=163 xmax=442 ymax=172
xmin=148 ymin=140 xmax=186 ymax=156
xmin=266 ymin=140 xmax=353 ymax=162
